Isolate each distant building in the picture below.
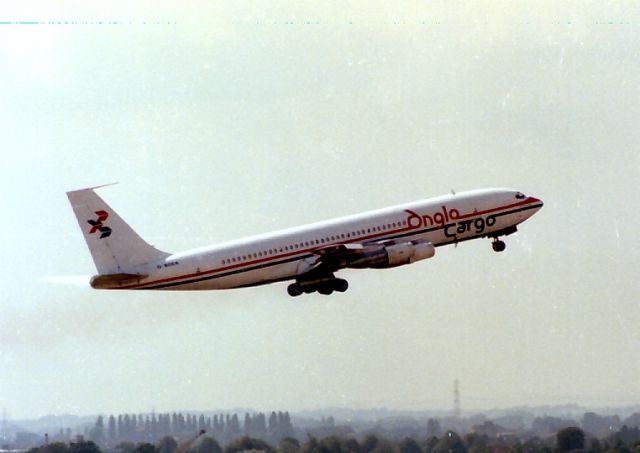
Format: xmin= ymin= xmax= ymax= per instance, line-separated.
xmin=582 ymin=413 xmax=621 ymax=437
xmin=14 ymin=432 xmax=40 ymax=449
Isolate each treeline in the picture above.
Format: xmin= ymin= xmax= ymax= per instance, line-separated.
xmin=25 ymin=425 xmax=640 ymax=453
xmin=88 ymin=412 xmax=293 ymax=446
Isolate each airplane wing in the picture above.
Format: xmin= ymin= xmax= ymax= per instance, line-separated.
xmin=310 ymin=243 xmax=364 ymax=270
xmin=289 ymin=239 xmax=436 ymax=296
xmin=309 ymin=239 xmax=435 ymax=271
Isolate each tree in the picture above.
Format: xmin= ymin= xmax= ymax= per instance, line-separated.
xmin=371 ymin=439 xmax=394 ymax=453
xmin=279 ymin=437 xmax=301 ymax=453
xmin=589 ymin=438 xmax=603 ymax=453
xmin=42 ymin=442 xmax=70 ymax=453
xmin=612 ymin=426 xmax=640 ymax=445
xmin=90 ymin=417 xmax=105 ymax=446
xmin=69 ymin=440 xmax=101 ymax=453
xmin=301 ymin=436 xmax=320 ymax=453
xmin=224 ymin=436 xmax=274 ymax=453
xmin=133 ymin=443 xmax=157 ymax=453
xmin=432 ymin=432 xmax=467 ymax=453
xmin=372 ymin=437 xmax=395 ymax=453
xmin=344 ymin=437 xmax=361 ymax=453
xmin=426 ymin=420 xmax=442 ymax=439
xmin=116 ymin=442 xmax=136 ymax=453
xmin=224 ymin=414 xmax=241 ymax=442
xmin=275 ymin=412 xmax=294 ymax=440
xmin=124 ymin=416 xmax=132 ymax=440
xmin=624 ymin=414 xmax=640 ymax=428
xmin=268 ymin=412 xmax=278 ymax=439
xmin=157 ymin=436 xmax=177 ymax=453
xmin=520 ymin=436 xmax=546 ymax=453
xmin=556 ymin=427 xmax=585 ymax=453
xmin=108 ymin=416 xmax=117 ymax=443
xmin=254 ymin=413 xmax=267 ymax=439
xmin=424 ymin=437 xmax=439 ymax=453
xmin=244 ymin=414 xmax=253 ymax=437
xmin=396 ymin=438 xmax=421 ymax=453
xmin=362 ymin=434 xmax=380 ymax=453
xmin=198 ymin=437 xmax=222 ymax=453
xmin=610 ymin=439 xmax=631 ymax=453
xmin=321 ymin=436 xmax=345 ymax=453
xmin=463 ymin=433 xmax=488 ymax=453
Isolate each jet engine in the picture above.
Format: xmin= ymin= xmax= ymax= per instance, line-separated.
xmin=347 ymin=240 xmax=435 ymax=269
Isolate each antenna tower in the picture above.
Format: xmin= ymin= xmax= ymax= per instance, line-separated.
xmin=1 ymin=408 xmax=8 ymax=442
xmin=453 ymin=379 xmax=461 ymax=417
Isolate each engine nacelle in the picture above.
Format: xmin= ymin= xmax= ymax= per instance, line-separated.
xmin=347 ymin=240 xmax=435 ymax=269
xmin=388 ymin=240 xmax=435 ymax=266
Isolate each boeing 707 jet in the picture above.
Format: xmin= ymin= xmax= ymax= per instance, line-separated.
xmin=67 ymin=186 xmax=543 ymax=296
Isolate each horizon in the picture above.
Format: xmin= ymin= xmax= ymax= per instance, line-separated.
xmin=10 ymin=402 xmax=640 ymax=424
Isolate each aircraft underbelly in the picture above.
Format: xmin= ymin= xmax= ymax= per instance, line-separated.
xmin=158 ymin=260 xmax=301 ymax=290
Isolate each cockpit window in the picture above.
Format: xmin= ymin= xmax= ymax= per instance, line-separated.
xmin=515 ymin=192 xmax=525 ymax=199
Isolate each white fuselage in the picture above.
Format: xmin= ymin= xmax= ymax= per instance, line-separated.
xmin=118 ymin=189 xmax=543 ymax=291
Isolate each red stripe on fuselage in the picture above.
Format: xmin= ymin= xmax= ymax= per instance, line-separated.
xmin=455 ymin=196 xmax=539 ymax=220
xmin=119 ymin=196 xmax=541 ymax=289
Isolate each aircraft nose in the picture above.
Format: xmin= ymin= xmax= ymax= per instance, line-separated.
xmin=527 ymin=196 xmax=544 ymax=209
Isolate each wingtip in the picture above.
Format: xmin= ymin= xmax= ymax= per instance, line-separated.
xmin=66 ymin=182 xmax=118 ymax=194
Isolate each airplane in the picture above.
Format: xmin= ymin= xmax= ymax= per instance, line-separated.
xmin=67 ymin=186 xmax=543 ymax=297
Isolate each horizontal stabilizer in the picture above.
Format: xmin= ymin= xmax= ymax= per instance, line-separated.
xmin=90 ymin=273 xmax=148 ymax=289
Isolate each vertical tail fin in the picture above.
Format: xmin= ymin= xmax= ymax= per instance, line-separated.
xmin=67 ymin=185 xmax=170 ymax=275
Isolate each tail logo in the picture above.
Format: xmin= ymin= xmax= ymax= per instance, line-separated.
xmin=87 ymin=210 xmax=112 ymax=239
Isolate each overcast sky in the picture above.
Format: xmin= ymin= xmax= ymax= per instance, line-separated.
xmin=1 ymin=1 xmax=639 ymax=419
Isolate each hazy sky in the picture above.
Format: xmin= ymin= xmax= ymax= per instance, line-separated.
xmin=1 ymin=1 xmax=639 ymax=419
